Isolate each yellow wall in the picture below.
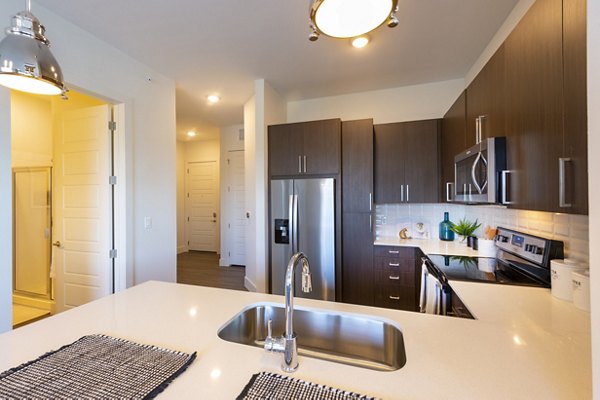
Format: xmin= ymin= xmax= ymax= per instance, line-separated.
xmin=11 ymin=92 xmax=53 ymax=168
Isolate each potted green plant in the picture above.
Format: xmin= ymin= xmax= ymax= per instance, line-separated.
xmin=450 ymin=218 xmax=482 ymax=242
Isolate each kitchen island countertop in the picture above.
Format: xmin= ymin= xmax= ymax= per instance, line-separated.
xmin=375 ymin=236 xmax=483 ymax=257
xmin=0 ymin=280 xmax=591 ymax=399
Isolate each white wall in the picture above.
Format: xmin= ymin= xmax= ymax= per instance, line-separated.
xmin=244 ymin=80 xmax=286 ymax=292
xmin=0 ymin=90 xmax=11 ymax=332
xmin=176 ymin=141 xmax=186 ymax=253
xmin=11 ymin=92 xmax=52 ymax=167
xmin=588 ymin=0 xmax=600 ymax=397
xmin=220 ymin=124 xmax=244 ymax=266
xmin=185 ymin=139 xmax=221 ymax=252
xmin=0 ymin=0 xmax=177 ymax=331
xmin=287 ymin=79 xmax=464 ymax=124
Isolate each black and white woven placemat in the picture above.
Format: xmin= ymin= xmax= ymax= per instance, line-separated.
xmin=237 ymin=371 xmax=378 ymax=400
xmin=0 ymin=334 xmax=196 ymax=399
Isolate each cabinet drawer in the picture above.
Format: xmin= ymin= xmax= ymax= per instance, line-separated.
xmin=374 ymin=256 xmax=414 ymax=271
xmin=374 ymin=246 xmax=415 ymax=259
xmin=375 ymin=268 xmax=414 ymax=286
xmin=374 ymin=284 xmax=416 ymax=311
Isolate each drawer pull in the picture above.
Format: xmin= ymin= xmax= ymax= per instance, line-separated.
xmin=388 ymin=263 xmax=400 ymax=267
xmin=388 ymin=250 xmax=399 ymax=254
xmin=389 ymin=296 xmax=400 ymax=300
xmin=389 ymin=275 xmax=400 ymax=280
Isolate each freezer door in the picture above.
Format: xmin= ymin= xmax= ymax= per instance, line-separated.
xmin=270 ymin=179 xmax=293 ymax=295
xmin=295 ymin=178 xmax=335 ymax=301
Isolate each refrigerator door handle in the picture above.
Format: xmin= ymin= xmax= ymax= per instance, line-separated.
xmin=288 ymin=194 xmax=295 ymax=252
xmin=292 ymin=194 xmax=299 ymax=253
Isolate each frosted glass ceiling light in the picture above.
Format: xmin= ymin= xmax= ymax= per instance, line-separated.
xmin=0 ymin=0 xmax=66 ymax=95
xmin=309 ymin=0 xmax=398 ymax=41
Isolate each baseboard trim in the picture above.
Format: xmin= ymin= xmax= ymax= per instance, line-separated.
xmin=244 ymin=276 xmax=257 ymax=292
xmin=12 ymin=294 xmax=53 ymax=311
xmin=219 ymin=256 xmax=230 ymax=267
xmin=177 ymin=245 xmax=188 ymax=254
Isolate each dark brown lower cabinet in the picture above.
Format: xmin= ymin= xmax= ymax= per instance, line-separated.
xmin=341 ymin=213 xmax=374 ymax=306
xmin=373 ymin=246 xmax=418 ymax=311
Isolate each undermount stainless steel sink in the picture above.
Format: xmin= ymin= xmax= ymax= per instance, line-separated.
xmin=217 ymin=303 xmax=407 ymax=371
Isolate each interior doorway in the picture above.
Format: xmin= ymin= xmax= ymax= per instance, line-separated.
xmin=10 ymin=90 xmax=116 ymax=325
xmin=186 ymin=161 xmax=218 ymax=252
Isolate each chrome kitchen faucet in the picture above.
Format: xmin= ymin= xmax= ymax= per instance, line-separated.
xmin=264 ymin=252 xmax=312 ymax=372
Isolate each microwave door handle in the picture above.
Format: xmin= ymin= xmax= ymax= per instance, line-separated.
xmin=471 ymin=152 xmax=484 ymax=194
xmin=479 ymin=153 xmax=489 ymax=192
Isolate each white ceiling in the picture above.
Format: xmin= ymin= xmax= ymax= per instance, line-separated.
xmin=33 ymin=0 xmax=519 ymax=141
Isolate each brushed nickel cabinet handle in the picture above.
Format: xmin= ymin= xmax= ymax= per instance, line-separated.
xmin=388 ymin=262 xmax=400 ymax=267
xmin=388 ymin=250 xmax=399 ymax=254
xmin=389 ymin=275 xmax=400 ymax=280
xmin=559 ymin=158 xmax=572 ymax=208
xmin=389 ymin=296 xmax=400 ymax=300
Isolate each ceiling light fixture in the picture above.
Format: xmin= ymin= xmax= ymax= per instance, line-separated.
xmin=0 ymin=0 xmax=66 ymax=95
xmin=309 ymin=0 xmax=399 ymax=41
xmin=207 ymin=95 xmax=220 ymax=104
xmin=187 ymin=130 xmax=197 ymax=138
xmin=351 ymin=36 xmax=369 ymax=49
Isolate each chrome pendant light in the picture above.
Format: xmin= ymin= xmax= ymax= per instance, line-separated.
xmin=309 ymin=0 xmax=399 ymax=41
xmin=0 ymin=0 xmax=66 ymax=95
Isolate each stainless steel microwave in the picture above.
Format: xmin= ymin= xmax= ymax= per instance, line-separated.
xmin=453 ymin=137 xmax=507 ymax=203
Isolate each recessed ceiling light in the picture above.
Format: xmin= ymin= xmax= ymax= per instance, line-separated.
xmin=207 ymin=95 xmax=220 ymax=104
xmin=187 ymin=131 xmax=197 ymax=137
xmin=351 ymin=36 xmax=369 ymax=48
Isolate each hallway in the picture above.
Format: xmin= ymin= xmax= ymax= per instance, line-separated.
xmin=177 ymin=251 xmax=246 ymax=291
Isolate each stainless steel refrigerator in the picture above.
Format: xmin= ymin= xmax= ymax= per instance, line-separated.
xmin=270 ymin=178 xmax=335 ymax=301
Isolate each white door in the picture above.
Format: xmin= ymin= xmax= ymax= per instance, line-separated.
xmin=228 ymin=151 xmax=246 ymax=266
xmin=13 ymin=168 xmax=51 ymax=297
xmin=186 ymin=161 xmax=218 ymax=251
xmin=53 ymin=105 xmax=112 ymax=312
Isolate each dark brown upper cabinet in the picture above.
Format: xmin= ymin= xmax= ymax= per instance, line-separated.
xmin=562 ymin=0 xmax=588 ymax=214
xmin=503 ymin=0 xmax=587 ymax=214
xmin=268 ymin=119 xmax=341 ymax=177
xmin=342 ymin=119 xmax=374 ymax=213
xmin=441 ymin=91 xmax=467 ymax=202
xmin=374 ymin=119 xmax=441 ymax=204
xmin=465 ymin=45 xmax=507 ymax=148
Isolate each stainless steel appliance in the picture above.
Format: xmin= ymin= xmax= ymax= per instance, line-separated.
xmin=420 ymin=258 xmax=474 ymax=319
xmin=427 ymin=227 xmax=564 ymax=288
xmin=270 ymin=178 xmax=335 ymax=301
xmin=453 ymin=137 xmax=506 ymax=203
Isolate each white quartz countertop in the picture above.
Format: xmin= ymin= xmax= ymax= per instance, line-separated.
xmin=375 ymin=237 xmax=483 ymax=257
xmin=0 ymin=281 xmax=591 ymax=399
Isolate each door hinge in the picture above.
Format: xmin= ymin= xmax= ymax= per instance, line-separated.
xmin=109 ymin=175 xmax=117 ymax=185
xmin=228 ymin=186 xmax=230 ymax=192
xmin=187 ymin=193 xmax=189 ymax=198
xmin=187 ymin=241 xmax=190 ymax=246
xmin=228 ymin=223 xmax=231 ymax=229
xmin=187 ymin=217 xmax=190 ymax=222
xmin=227 ymin=159 xmax=230 ymax=165
xmin=109 ymin=249 xmax=117 ymax=259
xmin=108 ymin=121 xmax=117 ymax=131
xmin=228 ymin=251 xmax=231 ymax=257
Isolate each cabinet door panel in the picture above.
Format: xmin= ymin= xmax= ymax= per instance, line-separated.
xmin=342 ymin=119 xmax=374 ymax=213
xmin=302 ymin=119 xmax=341 ymax=175
xmin=342 ymin=213 xmax=374 ymax=306
xmin=504 ymin=0 xmax=563 ymax=212
xmin=268 ymin=124 xmax=303 ymax=176
xmin=466 ymin=45 xmax=507 ymax=147
xmin=563 ymin=0 xmax=588 ymax=214
xmin=403 ymin=120 xmax=440 ymax=203
xmin=441 ymin=92 xmax=467 ymax=202
xmin=374 ymin=123 xmax=405 ymax=204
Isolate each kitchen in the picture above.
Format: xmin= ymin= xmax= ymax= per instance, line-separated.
xmin=0 ymin=0 xmax=599 ymax=399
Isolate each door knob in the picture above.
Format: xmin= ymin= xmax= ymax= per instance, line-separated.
xmin=52 ymin=241 xmax=61 ymax=248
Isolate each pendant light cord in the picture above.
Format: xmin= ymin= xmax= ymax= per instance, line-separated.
xmin=26 ymin=0 xmax=31 ymax=12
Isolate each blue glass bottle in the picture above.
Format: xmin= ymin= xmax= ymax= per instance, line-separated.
xmin=439 ymin=212 xmax=455 ymax=241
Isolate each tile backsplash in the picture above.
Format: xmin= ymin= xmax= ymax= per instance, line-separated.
xmin=375 ymin=203 xmax=589 ymax=263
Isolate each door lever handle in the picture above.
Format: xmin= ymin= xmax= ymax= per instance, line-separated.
xmin=52 ymin=241 xmax=61 ymax=248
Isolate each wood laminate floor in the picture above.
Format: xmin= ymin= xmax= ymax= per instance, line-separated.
xmin=177 ymin=251 xmax=246 ymax=291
